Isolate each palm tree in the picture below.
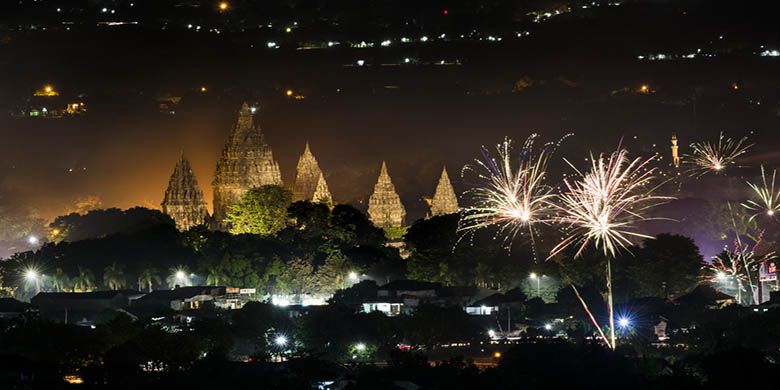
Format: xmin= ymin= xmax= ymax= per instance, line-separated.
xmin=206 ymin=266 xmax=227 ymax=286
xmin=103 ymin=262 xmax=126 ymax=290
xmin=72 ymin=267 xmax=95 ymax=292
xmin=51 ymin=268 xmax=70 ymax=292
xmin=137 ymin=268 xmax=161 ymax=292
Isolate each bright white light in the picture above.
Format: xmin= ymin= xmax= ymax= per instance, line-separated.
xmin=356 ymin=60 xmax=365 ymax=66
xmin=348 ymin=272 xmax=358 ymax=281
xmin=355 ymin=343 xmax=366 ymax=351
xmin=404 ymin=57 xmax=410 ymax=63
xmin=544 ymin=323 xmax=552 ymax=330
xmin=715 ymin=271 xmax=727 ymax=281
xmin=27 ymin=235 xmax=39 ymax=245
xmin=267 ymin=42 xmax=277 ymax=48
xmin=101 ymin=7 xmax=108 ymax=13
xmin=175 ymin=271 xmax=186 ymax=280
xmin=618 ymin=317 xmax=630 ymax=328
xmin=275 ymin=335 xmax=288 ymax=346
xmin=380 ymin=40 xmax=391 ymax=47
xmin=488 ymin=329 xmax=496 ymax=337
xmin=420 ymin=36 xmax=429 ymax=42
xmin=250 ymin=107 xmax=257 ymax=113
xmin=25 ymin=270 xmax=39 ymax=281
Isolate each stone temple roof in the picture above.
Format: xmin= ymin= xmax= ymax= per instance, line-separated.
xmin=212 ymin=102 xmax=283 ymax=227
xmin=430 ymin=166 xmax=459 ymax=216
xmin=312 ymin=172 xmax=333 ymax=205
xmin=368 ymin=161 xmax=406 ymax=228
xmin=161 ymin=154 xmax=210 ymax=230
xmin=292 ymin=142 xmax=324 ymax=202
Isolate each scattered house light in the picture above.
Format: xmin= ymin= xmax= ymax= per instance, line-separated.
xmin=356 ymin=59 xmax=365 ymax=66
xmin=420 ymin=36 xmax=429 ymax=42
xmin=761 ymin=49 xmax=780 ymax=57
xmin=404 ymin=57 xmax=410 ymax=63
xmin=380 ymin=39 xmax=391 ymax=47
xmin=267 ymin=41 xmax=277 ymax=48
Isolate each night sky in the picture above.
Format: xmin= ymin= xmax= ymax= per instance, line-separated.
xmin=2 ymin=0 xmax=780 ymax=235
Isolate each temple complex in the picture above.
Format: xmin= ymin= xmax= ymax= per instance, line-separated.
xmin=368 ymin=162 xmax=406 ymax=228
xmin=212 ymin=103 xmax=282 ymax=228
xmin=161 ymin=154 xmax=210 ymax=230
xmin=429 ymin=166 xmax=459 ymax=216
xmin=292 ymin=142 xmax=324 ymax=202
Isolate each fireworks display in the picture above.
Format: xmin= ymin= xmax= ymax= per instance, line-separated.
xmin=458 ymin=134 xmax=568 ymax=249
xmin=549 ymin=147 xmax=670 ymax=259
xmin=742 ymin=166 xmax=780 ymax=221
xmin=685 ymin=131 xmax=753 ymax=177
xmin=704 ymin=233 xmax=775 ymax=305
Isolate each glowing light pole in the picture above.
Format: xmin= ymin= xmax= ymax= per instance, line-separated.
xmin=529 ymin=273 xmax=542 ymax=298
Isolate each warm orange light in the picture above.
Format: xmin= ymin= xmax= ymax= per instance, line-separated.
xmin=286 ymin=89 xmax=293 ymax=96
xmin=493 ymin=351 xmax=502 ymax=358
xmin=218 ymin=2 xmax=229 ymax=11
xmin=639 ymin=84 xmax=649 ymax=93
xmin=200 ymin=86 xmax=207 ymax=93
xmin=34 ymin=84 xmax=59 ymax=97
xmin=731 ymin=82 xmax=739 ymax=90
xmin=63 ymin=375 xmax=84 ymax=384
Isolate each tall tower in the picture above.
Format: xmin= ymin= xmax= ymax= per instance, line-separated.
xmin=368 ymin=162 xmax=406 ymax=228
xmin=212 ymin=102 xmax=283 ymax=229
xmin=312 ymin=172 xmax=333 ymax=206
xmin=161 ymin=154 xmax=210 ymax=230
xmin=292 ymin=142 xmax=324 ymax=202
xmin=671 ymin=133 xmax=680 ymax=168
xmin=429 ymin=166 xmax=459 ymax=216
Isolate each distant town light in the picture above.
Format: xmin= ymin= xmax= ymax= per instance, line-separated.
xmin=404 ymin=57 xmax=410 ymax=63
xmin=420 ymin=36 xmax=429 ymax=42
xmin=529 ymin=272 xmax=538 ymax=280
xmin=275 ymin=335 xmax=288 ymax=347
xmin=380 ymin=40 xmax=391 ymax=47
xmin=544 ymin=323 xmax=552 ymax=330
xmin=218 ymin=2 xmax=229 ymax=11
xmin=267 ymin=42 xmax=277 ymax=48
xmin=356 ymin=59 xmax=365 ymax=66
xmin=200 ymin=86 xmax=207 ymax=93
xmin=286 ymin=89 xmax=293 ymax=97
xmin=285 ymin=27 xmax=292 ymax=33
xmin=487 ymin=329 xmax=496 ymax=338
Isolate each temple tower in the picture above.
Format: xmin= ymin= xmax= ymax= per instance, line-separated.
xmin=161 ymin=154 xmax=210 ymax=230
xmin=212 ymin=102 xmax=282 ymax=228
xmin=292 ymin=142 xmax=324 ymax=202
xmin=312 ymin=173 xmax=333 ymax=206
xmin=368 ymin=161 xmax=406 ymax=228
xmin=429 ymin=166 xmax=459 ymax=216
xmin=671 ymin=133 xmax=680 ymax=168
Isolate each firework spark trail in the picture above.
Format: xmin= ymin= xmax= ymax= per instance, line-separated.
xmin=742 ymin=166 xmax=780 ymax=221
xmin=549 ymin=146 xmax=670 ymax=349
xmin=549 ymin=148 xmax=671 ymax=259
xmin=703 ymin=231 xmax=775 ymax=305
xmin=458 ymin=134 xmax=571 ymax=254
xmin=685 ymin=131 xmax=753 ymax=177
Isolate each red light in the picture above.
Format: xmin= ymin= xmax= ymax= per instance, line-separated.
xmin=442 ymin=9 xmax=449 ymax=15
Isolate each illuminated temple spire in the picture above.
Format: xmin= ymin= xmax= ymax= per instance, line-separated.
xmin=312 ymin=173 xmax=333 ymax=206
xmin=368 ymin=161 xmax=406 ymax=228
xmin=292 ymin=142 xmax=324 ymax=202
xmin=161 ymin=154 xmax=210 ymax=230
xmin=212 ymin=102 xmax=283 ymax=228
xmin=429 ymin=166 xmax=459 ymax=216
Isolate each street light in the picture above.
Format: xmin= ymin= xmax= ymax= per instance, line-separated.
xmin=348 ymin=271 xmax=359 ymax=282
xmin=618 ymin=316 xmax=631 ymax=329
xmin=27 ymin=235 xmax=39 ymax=245
xmin=355 ymin=343 xmax=366 ymax=352
xmin=274 ymin=335 xmax=288 ymax=347
xmin=24 ymin=268 xmax=41 ymax=293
